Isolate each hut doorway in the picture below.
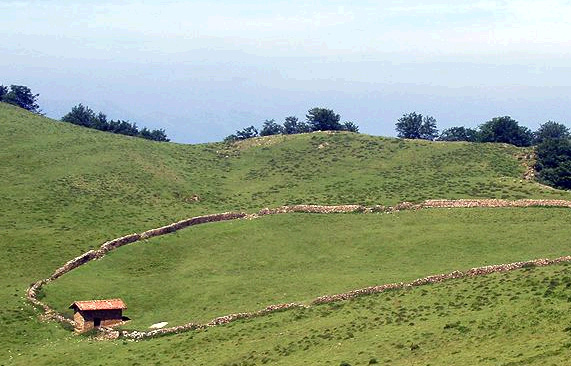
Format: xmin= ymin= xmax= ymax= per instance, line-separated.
xmin=69 ymin=299 xmax=127 ymax=333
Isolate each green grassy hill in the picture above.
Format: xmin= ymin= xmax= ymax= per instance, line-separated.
xmin=44 ymin=208 xmax=571 ymax=329
xmin=1 ymin=102 xmax=570 ymax=365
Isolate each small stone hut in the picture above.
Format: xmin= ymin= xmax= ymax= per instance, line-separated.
xmin=69 ymin=299 xmax=127 ymax=333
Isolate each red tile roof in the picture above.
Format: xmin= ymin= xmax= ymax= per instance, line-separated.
xmin=69 ymin=299 xmax=127 ymax=311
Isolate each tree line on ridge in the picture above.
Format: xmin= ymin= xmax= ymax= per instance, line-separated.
xmin=394 ymin=112 xmax=570 ymax=189
xmin=224 ymin=107 xmax=359 ymax=142
xmin=2 ymin=84 xmax=568 ymax=189
xmin=1 ymin=84 xmax=169 ymax=142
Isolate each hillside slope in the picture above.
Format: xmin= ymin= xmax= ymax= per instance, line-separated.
xmin=1 ymin=103 xmax=569 ymax=365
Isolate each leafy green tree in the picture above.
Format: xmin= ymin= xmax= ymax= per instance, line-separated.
xmin=478 ymin=116 xmax=533 ymax=147
xmin=2 ymin=85 xmax=41 ymax=114
xmin=535 ymin=138 xmax=571 ymax=189
xmin=61 ymin=104 xmax=97 ymax=127
xmin=395 ymin=112 xmax=438 ymax=140
xmin=92 ymin=112 xmax=108 ymax=130
xmin=283 ymin=116 xmax=310 ymax=134
xmin=140 ymin=127 xmax=169 ymax=142
xmin=61 ymin=103 xmax=168 ymax=142
xmin=439 ymin=126 xmax=479 ymax=142
xmin=260 ymin=119 xmax=284 ymax=136
xmin=283 ymin=116 xmax=299 ymax=134
xmin=419 ymin=116 xmax=438 ymax=140
xmin=341 ymin=121 xmax=359 ymax=133
xmin=0 ymin=85 xmax=7 ymax=101
xmin=224 ymin=134 xmax=238 ymax=143
xmin=109 ymin=120 xmax=139 ymax=136
xmin=306 ymin=107 xmax=342 ymax=131
xmin=534 ymin=121 xmax=570 ymax=144
xmin=147 ymin=128 xmax=169 ymax=142
xmin=140 ymin=127 xmax=153 ymax=140
xmin=235 ymin=125 xmax=258 ymax=140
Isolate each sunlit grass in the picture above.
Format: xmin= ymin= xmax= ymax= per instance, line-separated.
xmin=1 ymin=102 xmax=569 ymax=365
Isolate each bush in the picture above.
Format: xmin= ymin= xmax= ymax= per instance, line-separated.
xmin=260 ymin=119 xmax=284 ymax=136
xmin=535 ymin=138 xmax=571 ymax=189
xmin=307 ymin=107 xmax=343 ymax=131
xmin=439 ymin=126 xmax=479 ymax=142
xmin=1 ymin=84 xmax=41 ymax=114
xmin=478 ymin=116 xmax=533 ymax=147
xmin=534 ymin=121 xmax=570 ymax=144
xmin=395 ymin=112 xmax=438 ymax=140
xmin=61 ymin=104 xmax=169 ymax=141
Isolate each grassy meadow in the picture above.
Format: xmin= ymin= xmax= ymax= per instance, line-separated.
xmin=11 ymin=263 xmax=571 ymax=366
xmin=44 ymin=208 xmax=571 ymax=328
xmin=1 ymin=102 xmax=570 ymax=365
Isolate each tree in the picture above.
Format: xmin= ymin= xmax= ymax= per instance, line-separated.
xmin=534 ymin=121 xmax=570 ymax=144
xmin=439 ymin=126 xmax=479 ymax=142
xmin=2 ymin=85 xmax=41 ymax=114
xmin=535 ymin=138 xmax=571 ymax=189
xmin=419 ymin=116 xmax=438 ymax=140
xmin=283 ymin=116 xmax=310 ymax=134
xmin=61 ymin=104 xmax=97 ymax=127
xmin=110 ymin=120 xmax=139 ymax=136
xmin=0 ymin=85 xmax=7 ymax=101
xmin=260 ymin=119 xmax=284 ymax=136
xmin=61 ymin=103 xmax=169 ymax=142
xmin=224 ymin=134 xmax=238 ymax=143
xmin=306 ymin=107 xmax=342 ymax=131
xmin=147 ymin=128 xmax=169 ymax=142
xmin=139 ymin=127 xmax=169 ymax=141
xmin=395 ymin=112 xmax=438 ymax=140
xmin=478 ymin=116 xmax=533 ymax=147
xmin=341 ymin=121 xmax=359 ymax=133
xmin=92 ymin=112 xmax=108 ymax=130
xmin=235 ymin=125 xmax=258 ymax=140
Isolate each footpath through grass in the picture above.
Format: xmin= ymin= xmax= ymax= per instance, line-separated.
xmin=43 ymin=207 xmax=571 ymax=329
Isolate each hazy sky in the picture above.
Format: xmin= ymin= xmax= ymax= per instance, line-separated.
xmin=2 ymin=0 xmax=571 ymax=143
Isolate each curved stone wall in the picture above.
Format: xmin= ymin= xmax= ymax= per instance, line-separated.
xmin=26 ymin=199 xmax=571 ymax=339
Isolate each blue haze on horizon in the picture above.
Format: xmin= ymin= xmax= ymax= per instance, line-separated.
xmin=1 ymin=0 xmax=571 ymax=143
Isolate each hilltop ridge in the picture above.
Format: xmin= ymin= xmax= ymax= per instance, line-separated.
xmin=1 ymin=102 xmax=570 ymax=365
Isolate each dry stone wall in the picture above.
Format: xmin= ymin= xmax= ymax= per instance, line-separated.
xmin=26 ymin=199 xmax=571 ymax=339
xmin=26 ymin=212 xmax=246 ymax=325
xmin=421 ymin=199 xmax=571 ymax=209
xmin=312 ymin=256 xmax=571 ymax=304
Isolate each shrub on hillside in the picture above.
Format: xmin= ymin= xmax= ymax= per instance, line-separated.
xmin=395 ymin=112 xmax=438 ymax=140
xmin=61 ymin=104 xmax=169 ymax=142
xmin=534 ymin=121 xmax=570 ymax=144
xmin=260 ymin=119 xmax=284 ymax=136
xmin=283 ymin=116 xmax=311 ymax=134
xmin=225 ymin=108 xmax=359 ymax=142
xmin=535 ymin=138 xmax=571 ymax=189
xmin=439 ymin=126 xmax=479 ymax=142
xmin=0 ymin=84 xmax=41 ymax=114
xmin=478 ymin=116 xmax=533 ymax=147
